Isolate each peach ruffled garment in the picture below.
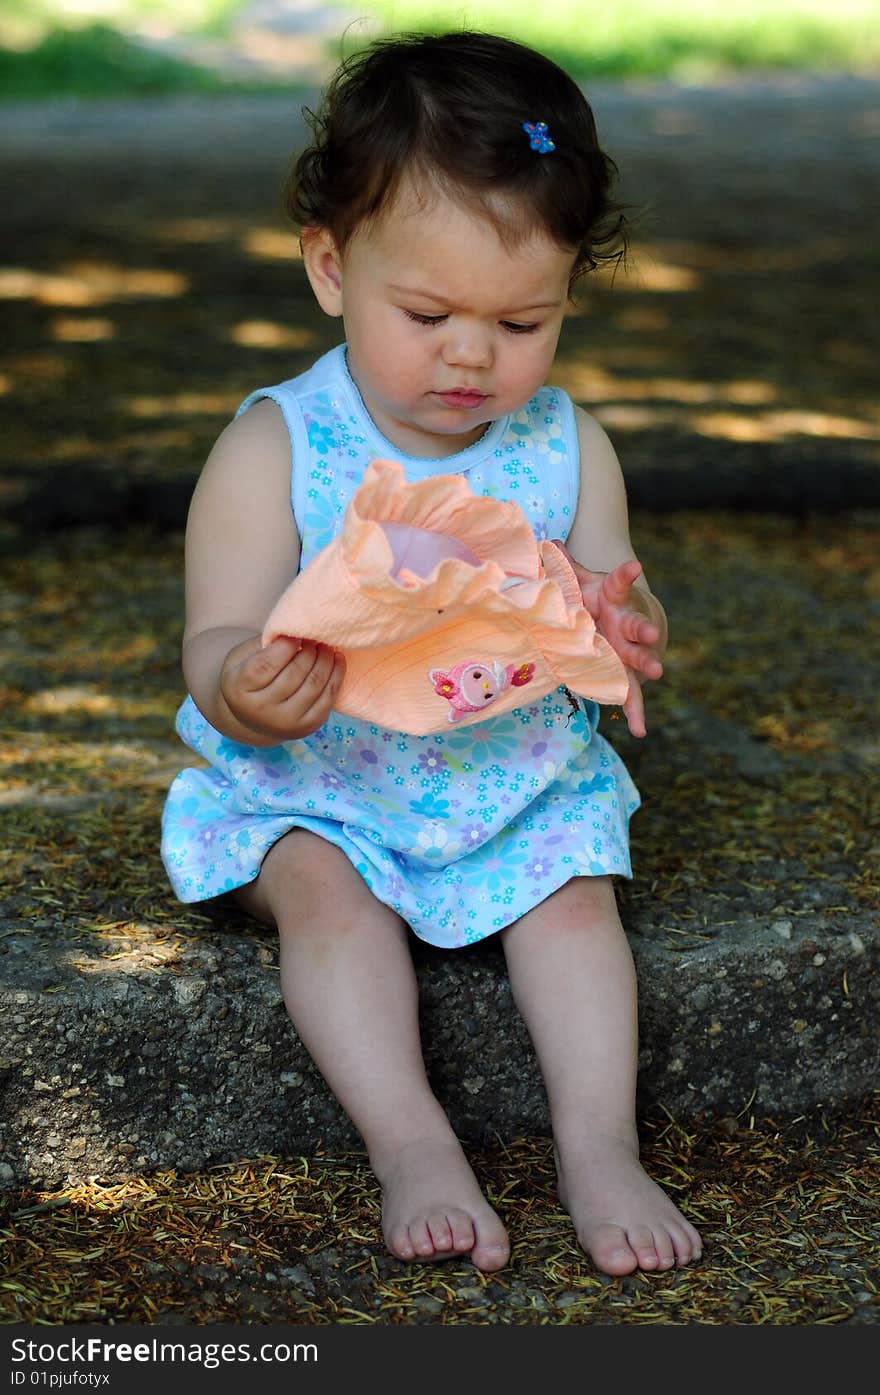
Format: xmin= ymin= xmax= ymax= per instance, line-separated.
xmin=262 ymin=459 xmax=628 ymax=734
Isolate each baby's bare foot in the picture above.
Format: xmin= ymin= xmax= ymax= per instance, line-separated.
xmin=556 ymin=1131 xmax=703 ymax=1276
xmin=374 ymin=1135 xmax=509 ymax=1271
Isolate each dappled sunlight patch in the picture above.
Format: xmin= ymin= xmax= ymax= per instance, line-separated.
xmin=125 ymin=423 xmax=214 ymax=456
xmin=51 ymin=317 xmax=116 ymax=343
xmin=0 ymin=783 xmax=106 ymax=809
xmin=22 ymin=687 xmax=169 ymax=721
xmin=593 ymin=404 xmax=679 ymax=431
xmin=152 ymin=217 xmax=237 ymax=244
xmin=775 ymin=408 xmax=880 ymax=439
xmin=750 ymin=713 xmax=836 ymax=754
xmin=723 ymin=380 xmax=778 ymax=405
xmin=0 ymin=738 xmax=199 ymax=790
xmin=0 ymin=269 xmax=93 ymax=306
xmin=0 ymin=781 xmax=57 ymax=807
xmin=63 ymin=924 xmax=187 ymax=976
xmin=65 ymin=262 xmax=188 ymax=301
xmin=639 ymin=236 xmax=855 ymax=276
xmin=14 ymin=431 xmax=94 ymax=462
xmin=0 ymin=264 xmax=187 ymax=307
xmin=7 ymin=353 xmax=69 ymax=382
xmin=241 ymin=228 xmax=302 ymax=262
xmin=229 ymin=321 xmax=315 ymax=350
xmin=613 ymin=306 xmax=672 ymax=333
xmin=125 ymin=390 xmax=241 ymax=419
xmin=691 ymin=412 xmax=781 ymax=443
xmin=555 ymin=364 xmax=878 ymax=442
xmin=557 ymin=359 xmax=779 ymax=410
xmin=20 ymin=425 xmax=196 ymax=463
xmin=599 ymin=249 xmax=701 ymax=294
xmin=693 ymin=408 xmax=880 ymax=443
xmin=23 ymin=687 xmax=118 ymax=717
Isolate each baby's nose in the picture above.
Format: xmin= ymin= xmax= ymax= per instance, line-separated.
xmin=443 ymin=323 xmax=493 ymax=368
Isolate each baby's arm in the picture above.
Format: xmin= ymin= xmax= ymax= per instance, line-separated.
xmin=558 ymin=407 xmax=667 ymax=738
xmin=182 ymin=399 xmax=344 ymax=746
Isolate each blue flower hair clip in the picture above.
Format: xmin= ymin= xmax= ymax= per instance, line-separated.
xmin=522 ymin=121 xmax=555 ymax=154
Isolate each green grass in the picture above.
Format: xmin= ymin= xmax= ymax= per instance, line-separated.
xmin=0 ymin=0 xmax=254 ymax=100
xmin=359 ymin=0 xmax=880 ymax=79
xmin=0 ymin=0 xmax=237 ymax=43
xmin=1 ymin=0 xmax=878 ymax=101
xmin=0 ymin=23 xmax=236 ymax=99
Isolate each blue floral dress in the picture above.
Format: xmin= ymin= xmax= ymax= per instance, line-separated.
xmin=161 ymin=345 xmax=640 ymax=947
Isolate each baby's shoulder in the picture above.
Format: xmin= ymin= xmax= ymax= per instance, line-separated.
xmin=218 ymin=395 xmax=290 ymax=455
xmin=201 ymin=397 xmax=290 ymax=481
xmin=189 ymin=396 xmax=293 ymax=530
xmin=570 ymin=402 xmax=622 ymax=474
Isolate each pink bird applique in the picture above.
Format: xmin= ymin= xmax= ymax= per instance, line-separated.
xmin=429 ymin=659 xmax=536 ymax=723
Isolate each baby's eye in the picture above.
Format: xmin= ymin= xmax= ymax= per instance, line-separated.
xmin=501 ymin=321 xmax=539 ymax=334
xmin=405 ymin=311 xmax=447 ymax=326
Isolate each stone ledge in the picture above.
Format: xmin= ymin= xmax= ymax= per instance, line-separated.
xmin=0 ymin=912 xmax=876 ymax=1189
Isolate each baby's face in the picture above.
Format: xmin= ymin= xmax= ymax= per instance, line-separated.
xmin=313 ymin=182 xmax=574 ymax=458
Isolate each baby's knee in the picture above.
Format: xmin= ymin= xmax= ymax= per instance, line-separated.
xmin=547 ymin=874 xmax=620 ymax=926
xmin=260 ymin=830 xmax=379 ymax=933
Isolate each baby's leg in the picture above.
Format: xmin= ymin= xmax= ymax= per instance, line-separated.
xmin=234 ymin=830 xmax=509 ymax=1270
xmin=501 ymin=876 xmax=703 ymax=1276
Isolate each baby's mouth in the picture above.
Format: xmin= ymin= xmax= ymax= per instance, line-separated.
xmin=436 ymin=389 xmax=489 ymax=409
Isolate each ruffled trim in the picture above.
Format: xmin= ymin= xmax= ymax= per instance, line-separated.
xmin=263 ymin=458 xmax=629 ymax=707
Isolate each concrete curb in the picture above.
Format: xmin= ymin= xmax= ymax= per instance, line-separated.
xmin=1 ymin=910 xmax=876 ymax=1189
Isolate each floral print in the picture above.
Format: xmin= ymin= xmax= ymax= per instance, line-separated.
xmin=161 ymin=345 xmax=640 ymax=947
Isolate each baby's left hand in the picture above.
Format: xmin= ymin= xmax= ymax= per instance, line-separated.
xmin=553 ymin=544 xmax=663 ymax=739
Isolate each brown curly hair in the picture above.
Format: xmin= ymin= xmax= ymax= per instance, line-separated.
xmin=285 ymin=30 xmax=629 ymax=287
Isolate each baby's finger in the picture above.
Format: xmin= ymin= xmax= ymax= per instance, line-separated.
xmin=243 ymin=635 xmax=303 ymax=690
xmin=622 ymin=674 xmax=647 ymax=738
xmin=603 ymin=628 xmax=663 ymax=680
xmin=601 ymin=559 xmax=643 ymax=607
xmin=285 ymin=650 xmax=346 ymax=727
xmin=620 ymin=611 xmax=659 ymax=646
xmin=273 ymin=640 xmax=335 ymax=703
xmin=621 ymin=647 xmax=663 ymax=682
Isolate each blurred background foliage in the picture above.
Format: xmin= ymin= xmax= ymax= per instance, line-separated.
xmin=1 ymin=0 xmax=879 ymax=100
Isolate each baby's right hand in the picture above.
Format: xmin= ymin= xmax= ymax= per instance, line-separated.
xmin=219 ymin=634 xmax=345 ymax=742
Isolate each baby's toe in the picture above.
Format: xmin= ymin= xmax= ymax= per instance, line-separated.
xmin=426 ymin=1212 xmax=455 ymax=1252
xmin=627 ymin=1224 xmax=663 ymax=1270
xmin=669 ymin=1221 xmax=703 ymax=1266
xmin=387 ymin=1222 xmax=416 ymax=1261
xmin=446 ymin=1210 xmax=477 ymax=1252
xmin=588 ymin=1223 xmax=639 ymax=1275
xmin=648 ymin=1227 xmax=676 ymax=1269
xmin=469 ymin=1215 xmax=511 ymax=1272
xmin=408 ymin=1218 xmax=436 ymax=1257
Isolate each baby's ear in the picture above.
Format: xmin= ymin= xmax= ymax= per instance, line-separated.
xmin=301 ymin=227 xmax=344 ymax=317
